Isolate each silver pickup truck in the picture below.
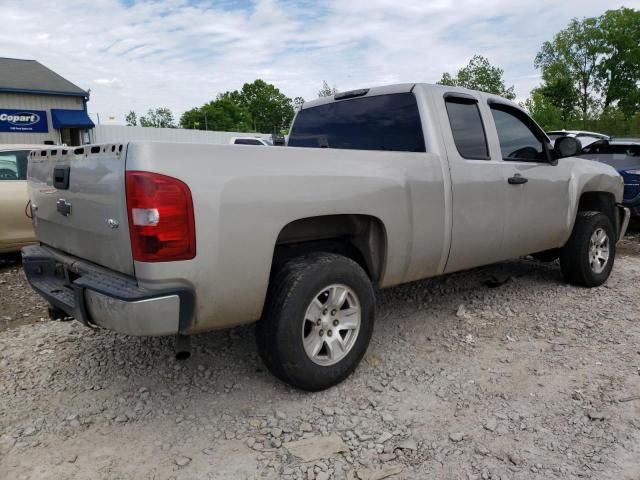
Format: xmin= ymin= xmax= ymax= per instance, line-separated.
xmin=23 ymin=83 xmax=630 ymax=390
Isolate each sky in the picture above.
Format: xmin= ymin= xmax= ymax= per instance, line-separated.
xmin=1 ymin=0 xmax=638 ymax=125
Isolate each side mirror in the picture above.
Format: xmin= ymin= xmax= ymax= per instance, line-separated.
xmin=554 ymin=136 xmax=582 ymax=157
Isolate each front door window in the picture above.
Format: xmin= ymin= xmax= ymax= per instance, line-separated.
xmin=490 ymin=106 xmax=548 ymax=162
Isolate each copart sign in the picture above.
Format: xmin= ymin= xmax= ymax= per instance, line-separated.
xmin=0 ymin=108 xmax=48 ymax=133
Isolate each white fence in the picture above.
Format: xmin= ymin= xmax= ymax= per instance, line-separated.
xmin=91 ymin=125 xmax=272 ymax=145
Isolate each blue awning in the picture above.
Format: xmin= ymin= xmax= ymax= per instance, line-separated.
xmin=51 ymin=109 xmax=95 ymax=129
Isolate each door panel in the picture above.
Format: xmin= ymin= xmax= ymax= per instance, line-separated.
xmin=0 ymin=149 xmax=35 ymax=251
xmin=444 ymin=161 xmax=507 ymax=272
xmin=434 ymin=91 xmax=508 ymax=274
xmin=502 ymin=161 xmax=571 ymax=257
xmin=487 ymin=104 xmax=571 ymax=258
xmin=0 ymin=180 xmax=34 ymax=250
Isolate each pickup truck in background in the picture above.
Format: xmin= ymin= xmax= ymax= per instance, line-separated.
xmin=23 ymin=83 xmax=630 ymax=391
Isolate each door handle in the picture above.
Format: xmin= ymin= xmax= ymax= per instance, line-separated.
xmin=508 ymin=174 xmax=528 ymax=185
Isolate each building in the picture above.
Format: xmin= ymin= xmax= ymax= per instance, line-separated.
xmin=0 ymin=58 xmax=94 ymax=146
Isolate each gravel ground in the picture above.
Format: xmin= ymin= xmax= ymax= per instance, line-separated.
xmin=1 ymin=232 xmax=639 ymax=480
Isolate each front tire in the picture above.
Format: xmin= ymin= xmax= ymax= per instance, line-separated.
xmin=560 ymin=211 xmax=615 ymax=287
xmin=257 ymin=253 xmax=375 ymax=391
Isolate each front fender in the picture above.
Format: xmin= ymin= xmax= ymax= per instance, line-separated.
xmin=563 ymin=158 xmax=624 ymax=243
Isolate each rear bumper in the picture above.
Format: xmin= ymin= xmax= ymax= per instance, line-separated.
xmin=22 ymin=245 xmax=194 ymax=336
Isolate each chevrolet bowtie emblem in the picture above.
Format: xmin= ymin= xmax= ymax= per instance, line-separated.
xmin=56 ymin=198 xmax=72 ymax=217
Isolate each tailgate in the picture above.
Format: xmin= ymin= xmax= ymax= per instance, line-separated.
xmin=28 ymin=144 xmax=134 ymax=276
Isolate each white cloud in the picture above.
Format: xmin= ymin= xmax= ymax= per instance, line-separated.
xmin=94 ymin=78 xmax=124 ymax=89
xmin=0 ymin=0 xmax=637 ymax=125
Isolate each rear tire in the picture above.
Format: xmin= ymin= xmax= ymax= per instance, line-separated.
xmin=560 ymin=211 xmax=615 ymax=287
xmin=257 ymin=253 xmax=375 ymax=391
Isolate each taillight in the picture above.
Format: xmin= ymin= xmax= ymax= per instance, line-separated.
xmin=125 ymin=171 xmax=196 ymax=262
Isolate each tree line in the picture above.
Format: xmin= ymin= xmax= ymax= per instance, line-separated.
xmin=125 ymin=78 xmax=339 ymax=133
xmin=439 ymin=7 xmax=639 ymax=135
xmin=527 ymin=7 xmax=640 ymax=134
xmin=126 ymin=7 xmax=639 ymax=136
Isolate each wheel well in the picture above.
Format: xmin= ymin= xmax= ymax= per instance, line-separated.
xmin=272 ymin=215 xmax=387 ymax=285
xmin=578 ymin=191 xmax=616 ymax=225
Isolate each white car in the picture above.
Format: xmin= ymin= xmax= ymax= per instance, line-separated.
xmin=546 ymin=130 xmax=610 ymax=148
xmin=229 ymin=136 xmax=273 ymax=146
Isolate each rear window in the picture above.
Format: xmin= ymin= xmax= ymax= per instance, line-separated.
xmin=0 ymin=150 xmax=29 ymax=180
xmin=288 ymin=93 xmax=425 ymax=152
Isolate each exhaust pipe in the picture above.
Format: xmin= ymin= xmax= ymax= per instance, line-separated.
xmin=175 ymin=334 xmax=191 ymax=360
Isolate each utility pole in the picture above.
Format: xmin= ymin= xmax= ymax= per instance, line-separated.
xmin=204 ymin=113 xmax=208 ymax=131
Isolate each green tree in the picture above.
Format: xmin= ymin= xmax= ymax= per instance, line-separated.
xmin=533 ymin=8 xmax=640 ymax=128
xmin=437 ymin=72 xmax=457 ymax=87
xmin=597 ymin=8 xmax=640 ymax=117
xmin=180 ymin=94 xmax=253 ymax=132
xmin=139 ymin=107 xmax=176 ymax=128
xmin=237 ymin=79 xmax=294 ymax=133
xmin=125 ymin=110 xmax=137 ymax=126
xmin=179 ymin=80 xmax=295 ymax=133
xmin=535 ymin=17 xmax=601 ymax=123
xmin=536 ymin=62 xmax=579 ymax=123
xmin=437 ymin=55 xmax=516 ymax=99
xmin=522 ymin=88 xmax=565 ymax=130
xmin=318 ymin=81 xmax=338 ymax=97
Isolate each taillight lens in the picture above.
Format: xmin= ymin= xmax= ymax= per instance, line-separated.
xmin=125 ymin=171 xmax=196 ymax=262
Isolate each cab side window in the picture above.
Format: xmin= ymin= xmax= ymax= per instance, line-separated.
xmin=0 ymin=150 xmax=29 ymax=180
xmin=445 ymin=96 xmax=489 ymax=160
xmin=490 ymin=106 xmax=548 ymax=162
